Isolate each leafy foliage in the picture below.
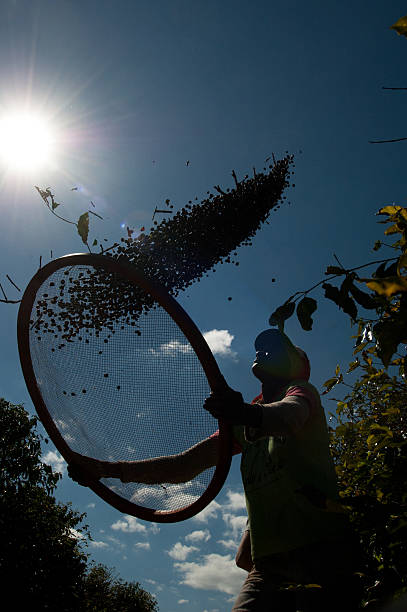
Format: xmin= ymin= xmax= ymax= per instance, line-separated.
xmin=0 ymin=399 xmax=158 ymax=611
xmin=0 ymin=398 xmax=89 ymax=609
xmin=82 ymin=564 xmax=158 ymax=612
xmin=328 ymin=362 xmax=407 ymax=608
xmin=268 ymin=202 xmax=407 ymax=367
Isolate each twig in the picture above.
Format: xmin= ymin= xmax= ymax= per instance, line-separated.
xmin=333 ymin=253 xmax=346 ymax=270
xmin=231 ymin=170 xmax=239 ymax=188
xmin=382 ymin=87 xmax=407 ymax=90
xmin=35 ymin=186 xmax=77 ymax=226
xmin=288 ymin=256 xmax=399 ymax=303
xmin=0 ymin=281 xmax=7 ymax=301
xmin=369 ymin=137 xmax=407 ymax=144
xmin=88 ymin=210 xmax=103 ymax=220
xmin=0 ymin=298 xmax=21 ymax=304
xmin=152 ymin=207 xmax=173 ymax=221
xmin=6 ymin=275 xmax=21 ymax=292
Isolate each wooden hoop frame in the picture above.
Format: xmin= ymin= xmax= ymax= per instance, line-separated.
xmin=17 ymin=253 xmax=232 ymax=522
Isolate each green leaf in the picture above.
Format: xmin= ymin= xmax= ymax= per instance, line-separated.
xmin=51 ymin=200 xmax=60 ymax=211
xmin=373 ymin=240 xmax=382 ymax=252
xmin=77 ymin=212 xmax=89 ymax=245
xmin=92 ymin=239 xmax=98 ymax=246
xmin=296 ymin=297 xmax=317 ymax=331
xmin=269 ymin=301 xmax=295 ymax=330
xmin=391 ymin=15 xmax=407 ymax=37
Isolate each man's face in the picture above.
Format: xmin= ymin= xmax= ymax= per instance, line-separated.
xmin=252 ymin=349 xmax=274 ymax=382
xmin=251 ymin=330 xmax=282 ymax=382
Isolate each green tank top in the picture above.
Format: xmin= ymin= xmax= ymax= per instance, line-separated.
xmin=234 ymin=381 xmax=350 ymax=560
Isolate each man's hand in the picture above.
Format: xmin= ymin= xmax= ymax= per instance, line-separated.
xmin=67 ymin=455 xmax=105 ymax=487
xmin=67 ymin=463 xmax=97 ymax=487
xmin=204 ymin=387 xmax=262 ymax=427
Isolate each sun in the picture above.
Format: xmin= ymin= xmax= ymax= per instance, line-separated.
xmin=0 ymin=112 xmax=55 ymax=173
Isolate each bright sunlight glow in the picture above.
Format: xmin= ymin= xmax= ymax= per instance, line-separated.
xmin=0 ymin=112 xmax=55 ymax=173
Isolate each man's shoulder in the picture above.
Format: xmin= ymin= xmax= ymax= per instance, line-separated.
xmin=283 ymin=380 xmax=321 ymax=412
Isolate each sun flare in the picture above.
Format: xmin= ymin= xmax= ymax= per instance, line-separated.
xmin=0 ymin=112 xmax=55 ymax=173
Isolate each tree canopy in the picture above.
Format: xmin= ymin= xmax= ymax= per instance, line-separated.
xmin=0 ymin=398 xmax=158 ymax=611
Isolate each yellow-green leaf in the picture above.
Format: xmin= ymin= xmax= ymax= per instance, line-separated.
xmin=391 ymin=15 xmax=407 ymax=37
xmin=347 ymin=360 xmax=359 ymax=373
xmin=365 ymin=276 xmax=407 ymax=297
xmin=384 ymin=223 xmax=401 ymax=236
xmin=378 ymin=205 xmax=402 ymax=216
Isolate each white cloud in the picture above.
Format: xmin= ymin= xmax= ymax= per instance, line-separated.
xmin=130 ymin=483 xmax=198 ymax=511
xmin=178 ymin=600 xmax=189 ymax=605
xmin=106 ymin=535 xmax=127 ymax=550
xmin=42 ymin=450 xmax=66 ymax=474
xmin=149 ymin=340 xmax=193 ymax=356
xmin=86 ymin=503 xmax=96 ymax=509
xmin=111 ymin=515 xmax=147 ymax=534
xmin=222 ymin=513 xmax=247 ymax=539
xmin=90 ymin=540 xmax=109 ymax=549
xmin=203 ymin=329 xmax=238 ymax=361
xmin=135 ymin=542 xmax=151 ymax=551
xmin=144 ymin=579 xmax=163 ymax=593
xmin=224 ymin=490 xmax=246 ymax=512
xmin=69 ymin=528 xmax=84 ymax=540
xmin=174 ymin=553 xmax=246 ymax=595
xmin=193 ymin=500 xmax=222 ymax=523
xmin=217 ymin=539 xmax=238 ymax=551
xmin=167 ymin=542 xmax=199 ymax=561
xmin=185 ymin=529 xmax=211 ymax=543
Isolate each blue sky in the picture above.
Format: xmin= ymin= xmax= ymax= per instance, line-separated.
xmin=0 ymin=1 xmax=406 ymax=610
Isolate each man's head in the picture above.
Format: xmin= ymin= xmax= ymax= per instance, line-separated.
xmin=252 ymin=329 xmax=310 ymax=384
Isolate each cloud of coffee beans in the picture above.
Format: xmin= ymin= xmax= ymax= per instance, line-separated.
xmin=32 ymin=155 xmax=293 ymax=342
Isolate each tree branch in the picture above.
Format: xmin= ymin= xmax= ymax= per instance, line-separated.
xmin=369 ymin=137 xmax=407 ymax=144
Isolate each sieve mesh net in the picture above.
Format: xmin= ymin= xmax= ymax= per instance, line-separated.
xmin=28 ymin=262 xmax=218 ymax=513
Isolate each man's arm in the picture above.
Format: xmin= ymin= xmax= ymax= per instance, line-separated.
xmin=204 ymin=387 xmax=312 ymax=438
xmin=247 ymin=394 xmax=311 ymax=439
xmin=69 ymin=435 xmax=219 ymax=486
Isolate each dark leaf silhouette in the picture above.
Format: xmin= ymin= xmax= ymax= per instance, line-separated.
xmin=269 ymin=300 xmax=296 ymax=329
xmin=77 ymin=213 xmax=89 ymax=245
xmin=296 ymin=297 xmax=317 ymax=331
